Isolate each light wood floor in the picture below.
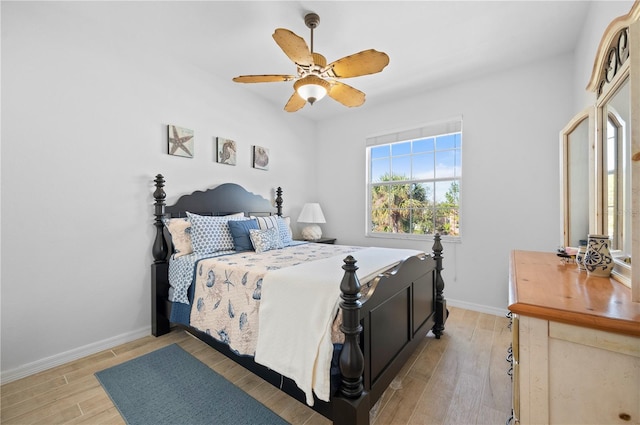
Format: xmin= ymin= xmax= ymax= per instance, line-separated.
xmin=1 ymin=307 xmax=512 ymax=424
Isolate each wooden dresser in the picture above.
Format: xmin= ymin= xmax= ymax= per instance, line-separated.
xmin=508 ymin=250 xmax=640 ymax=425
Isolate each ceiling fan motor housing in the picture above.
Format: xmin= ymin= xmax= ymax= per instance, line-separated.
xmin=304 ymin=13 xmax=320 ymax=29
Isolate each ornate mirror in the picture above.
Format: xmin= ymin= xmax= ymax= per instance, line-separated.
xmin=586 ymin=1 xmax=639 ymax=300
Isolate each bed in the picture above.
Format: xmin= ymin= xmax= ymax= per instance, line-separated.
xmin=151 ymin=174 xmax=447 ymax=425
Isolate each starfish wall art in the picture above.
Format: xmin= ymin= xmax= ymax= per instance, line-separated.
xmin=168 ymin=125 xmax=194 ymax=158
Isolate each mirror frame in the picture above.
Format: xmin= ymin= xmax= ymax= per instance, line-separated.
xmin=587 ymin=1 xmax=640 ymax=301
xmin=559 ymin=107 xmax=594 ymax=248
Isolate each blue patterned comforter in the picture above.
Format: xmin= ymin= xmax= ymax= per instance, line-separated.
xmin=170 ymin=243 xmax=362 ymax=356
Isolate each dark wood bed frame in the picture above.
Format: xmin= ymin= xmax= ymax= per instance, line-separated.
xmin=151 ymin=174 xmax=447 ymax=425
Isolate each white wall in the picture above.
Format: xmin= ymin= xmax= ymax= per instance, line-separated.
xmin=1 ymin=2 xmax=316 ymax=379
xmin=315 ymin=54 xmax=574 ymax=312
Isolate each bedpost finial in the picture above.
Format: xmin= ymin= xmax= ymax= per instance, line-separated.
xmin=154 ymin=174 xmax=166 ymax=202
xmin=342 ymin=255 xmax=358 ymax=270
xmin=432 ymin=233 xmax=443 ymax=256
xmin=275 ymin=187 xmax=283 ymax=216
xmin=340 ymin=255 xmax=361 ymax=297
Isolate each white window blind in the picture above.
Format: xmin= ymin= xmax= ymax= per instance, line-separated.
xmin=366 ymin=117 xmax=463 ymax=147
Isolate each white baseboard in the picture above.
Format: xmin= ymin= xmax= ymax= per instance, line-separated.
xmin=446 ymin=298 xmax=510 ymax=318
xmin=1 ymin=326 xmax=151 ymax=384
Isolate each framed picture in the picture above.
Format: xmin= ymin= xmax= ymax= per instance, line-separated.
xmin=216 ymin=137 xmax=237 ymax=165
xmin=167 ymin=125 xmax=194 ymax=158
xmin=253 ymin=146 xmax=269 ymax=170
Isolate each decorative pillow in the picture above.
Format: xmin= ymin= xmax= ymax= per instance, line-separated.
xmin=253 ymin=215 xmax=279 ymax=230
xmin=228 ymin=219 xmax=260 ymax=252
xmin=187 ymin=212 xmax=248 ymax=255
xmin=224 ymin=212 xmax=246 ymax=219
xmin=251 ymin=215 xmax=293 ymax=246
xmin=162 ymin=212 xmax=244 ymax=258
xmin=163 ymin=217 xmax=193 ymax=258
xmin=277 ymin=216 xmax=293 ymax=246
xmin=249 ymin=227 xmax=283 ymax=254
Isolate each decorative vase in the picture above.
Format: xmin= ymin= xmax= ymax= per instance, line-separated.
xmin=583 ymin=234 xmax=613 ymax=277
xmin=576 ymin=245 xmax=587 ymax=271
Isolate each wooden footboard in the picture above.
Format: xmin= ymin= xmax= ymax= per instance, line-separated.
xmin=151 ymin=174 xmax=447 ymax=425
xmin=332 ymin=237 xmax=445 ymax=424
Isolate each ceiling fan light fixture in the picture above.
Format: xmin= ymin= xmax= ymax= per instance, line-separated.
xmin=294 ymin=75 xmax=330 ymax=105
xmin=233 ymin=12 xmax=388 ymax=112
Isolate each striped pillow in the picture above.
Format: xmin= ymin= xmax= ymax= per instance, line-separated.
xmin=252 ymin=215 xmax=293 ymax=246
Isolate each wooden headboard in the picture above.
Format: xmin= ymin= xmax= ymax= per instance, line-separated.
xmin=152 ymin=174 xmax=283 ymax=263
xmin=164 ymin=182 xmax=282 ymax=218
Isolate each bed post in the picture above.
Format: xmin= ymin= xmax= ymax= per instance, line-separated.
xmin=431 ymin=233 xmax=447 ymax=339
xmin=152 ymin=174 xmax=168 ymax=262
xmin=151 ymin=174 xmax=171 ymax=336
xmin=333 ymin=255 xmax=370 ymax=425
xmin=275 ymin=187 xmax=283 ymax=216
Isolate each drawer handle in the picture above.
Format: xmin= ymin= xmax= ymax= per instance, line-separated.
xmin=619 ymin=413 xmax=631 ymax=421
xmin=506 ymin=411 xmax=514 ymax=425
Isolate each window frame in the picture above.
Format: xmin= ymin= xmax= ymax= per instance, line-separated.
xmin=365 ymin=118 xmax=462 ymax=242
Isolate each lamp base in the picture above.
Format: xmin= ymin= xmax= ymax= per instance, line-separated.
xmin=301 ymin=224 xmax=322 ymax=241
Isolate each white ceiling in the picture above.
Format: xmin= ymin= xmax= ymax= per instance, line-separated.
xmin=69 ymin=1 xmax=594 ymax=121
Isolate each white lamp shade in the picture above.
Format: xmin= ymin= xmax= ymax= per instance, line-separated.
xmin=296 ymin=83 xmax=327 ymax=103
xmin=294 ymin=75 xmax=330 ymax=104
xmin=297 ymin=203 xmax=326 ymax=224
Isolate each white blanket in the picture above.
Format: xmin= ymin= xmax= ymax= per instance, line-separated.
xmin=254 ymin=246 xmax=422 ymax=406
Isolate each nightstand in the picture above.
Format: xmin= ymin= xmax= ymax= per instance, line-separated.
xmin=298 ymin=237 xmax=336 ymax=244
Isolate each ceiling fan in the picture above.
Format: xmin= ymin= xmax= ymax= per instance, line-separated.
xmin=232 ymin=13 xmax=390 ymax=112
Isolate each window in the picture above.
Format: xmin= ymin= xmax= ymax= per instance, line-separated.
xmin=366 ymin=118 xmax=462 ymax=239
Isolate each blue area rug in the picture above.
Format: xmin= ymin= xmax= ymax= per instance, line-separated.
xmin=95 ymin=343 xmax=289 ymax=425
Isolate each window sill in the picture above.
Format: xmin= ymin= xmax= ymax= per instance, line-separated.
xmin=365 ymin=232 xmax=461 ymax=244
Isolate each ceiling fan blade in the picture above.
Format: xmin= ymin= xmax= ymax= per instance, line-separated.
xmin=272 ymin=28 xmax=314 ymax=67
xmin=284 ymin=91 xmax=306 ymax=112
xmin=324 ymin=49 xmax=390 ymax=78
xmin=233 ymin=75 xmax=296 ymax=83
xmin=328 ymin=81 xmax=366 ymax=107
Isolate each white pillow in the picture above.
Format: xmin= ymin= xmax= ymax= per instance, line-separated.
xmin=162 ymin=217 xmax=193 ymax=258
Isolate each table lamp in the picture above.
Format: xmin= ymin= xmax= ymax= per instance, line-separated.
xmin=297 ymin=203 xmax=326 ymax=240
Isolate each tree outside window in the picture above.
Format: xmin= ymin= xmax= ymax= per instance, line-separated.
xmin=367 ymin=127 xmax=461 ymax=238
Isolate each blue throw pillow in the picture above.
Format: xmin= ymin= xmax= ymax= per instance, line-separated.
xmin=228 ymin=219 xmax=260 ymax=252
